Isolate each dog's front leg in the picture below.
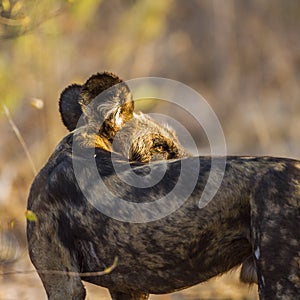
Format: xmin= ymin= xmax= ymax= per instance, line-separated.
xmin=28 ymin=229 xmax=86 ymax=300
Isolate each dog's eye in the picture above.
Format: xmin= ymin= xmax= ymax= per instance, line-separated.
xmin=153 ymin=138 xmax=169 ymax=153
xmin=153 ymin=140 xmax=169 ymax=153
xmin=154 ymin=144 xmax=164 ymax=152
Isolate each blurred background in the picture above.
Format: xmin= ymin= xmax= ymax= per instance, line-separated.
xmin=1 ymin=0 xmax=300 ymax=299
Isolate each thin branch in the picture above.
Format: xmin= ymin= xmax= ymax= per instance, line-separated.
xmin=0 ymin=4 xmax=67 ymax=40
xmin=0 ymin=257 xmax=118 ymax=277
xmin=2 ymin=104 xmax=37 ymax=176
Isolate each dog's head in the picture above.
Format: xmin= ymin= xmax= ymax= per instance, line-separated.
xmin=59 ymin=72 xmax=188 ymax=162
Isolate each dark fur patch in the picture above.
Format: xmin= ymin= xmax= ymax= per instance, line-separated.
xmin=59 ymin=84 xmax=82 ymax=131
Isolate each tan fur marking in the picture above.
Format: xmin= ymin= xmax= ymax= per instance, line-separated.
xmin=94 ymin=135 xmax=112 ymax=151
xmin=294 ymin=162 xmax=300 ymax=169
xmin=273 ymin=162 xmax=286 ymax=171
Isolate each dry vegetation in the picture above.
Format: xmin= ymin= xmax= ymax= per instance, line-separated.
xmin=1 ymin=0 xmax=300 ymax=299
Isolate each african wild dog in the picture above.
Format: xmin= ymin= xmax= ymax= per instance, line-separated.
xmin=27 ymin=72 xmax=300 ymax=300
xmin=60 ymin=72 xmax=257 ymax=285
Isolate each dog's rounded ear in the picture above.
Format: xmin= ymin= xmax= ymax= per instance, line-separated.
xmin=59 ymin=84 xmax=83 ymax=131
xmin=79 ymin=72 xmax=134 ymax=139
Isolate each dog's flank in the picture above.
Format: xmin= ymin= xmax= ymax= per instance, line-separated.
xmin=27 ymin=72 xmax=300 ymax=300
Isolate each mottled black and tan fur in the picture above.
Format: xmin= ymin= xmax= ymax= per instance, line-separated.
xmin=27 ymin=72 xmax=300 ymax=300
xmin=59 ymin=72 xmax=187 ymax=162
